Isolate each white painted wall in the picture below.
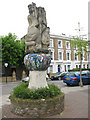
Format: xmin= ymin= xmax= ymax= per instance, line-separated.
xmin=48 ymin=60 xmax=88 ymax=73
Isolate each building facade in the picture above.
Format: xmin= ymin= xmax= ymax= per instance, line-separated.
xmin=88 ymin=1 xmax=90 ymax=68
xmin=47 ymin=34 xmax=88 ymax=73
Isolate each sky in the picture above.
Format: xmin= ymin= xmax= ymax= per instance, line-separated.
xmin=0 ymin=0 xmax=89 ymax=39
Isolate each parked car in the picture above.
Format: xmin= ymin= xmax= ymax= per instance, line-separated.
xmin=63 ymin=71 xmax=90 ymax=86
xmin=21 ymin=77 xmax=29 ymax=82
xmin=22 ymin=75 xmax=49 ymax=82
xmin=51 ymin=72 xmax=67 ymax=80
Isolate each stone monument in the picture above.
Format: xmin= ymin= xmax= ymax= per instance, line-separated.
xmin=24 ymin=2 xmax=51 ymax=89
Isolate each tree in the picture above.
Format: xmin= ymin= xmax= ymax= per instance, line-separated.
xmin=1 ymin=33 xmax=25 ymax=67
xmin=70 ymin=35 xmax=88 ymax=87
xmin=69 ymin=22 xmax=89 ymax=87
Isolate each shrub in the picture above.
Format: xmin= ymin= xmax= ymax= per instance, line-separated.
xmin=68 ymin=68 xmax=90 ymax=72
xmin=10 ymin=82 xmax=62 ymax=99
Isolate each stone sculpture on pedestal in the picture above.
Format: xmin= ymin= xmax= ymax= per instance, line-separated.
xmin=9 ymin=3 xmax=64 ymax=118
xmin=24 ymin=2 xmax=51 ymax=89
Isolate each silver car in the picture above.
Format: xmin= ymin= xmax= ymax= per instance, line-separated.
xmin=21 ymin=77 xmax=29 ymax=82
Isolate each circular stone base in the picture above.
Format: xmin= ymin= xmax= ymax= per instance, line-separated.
xmin=10 ymin=94 xmax=64 ymax=118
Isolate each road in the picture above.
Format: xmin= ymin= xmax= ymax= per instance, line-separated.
xmin=1 ymin=81 xmax=21 ymax=96
xmin=1 ymin=80 xmax=65 ymax=96
xmin=0 ymin=80 xmax=88 ymax=107
xmin=1 ymin=79 xmax=89 ymax=96
xmin=1 ymin=79 xmax=87 ymax=96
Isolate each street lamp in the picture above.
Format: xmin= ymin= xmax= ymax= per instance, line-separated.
xmin=4 ymin=63 xmax=8 ymax=83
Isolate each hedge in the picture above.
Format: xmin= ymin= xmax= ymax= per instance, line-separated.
xmin=68 ymin=68 xmax=90 ymax=72
xmin=9 ymin=81 xmax=62 ymax=99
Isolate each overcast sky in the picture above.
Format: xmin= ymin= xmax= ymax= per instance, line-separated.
xmin=0 ymin=0 xmax=89 ymax=39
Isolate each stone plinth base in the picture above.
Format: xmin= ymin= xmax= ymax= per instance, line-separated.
xmin=10 ymin=94 xmax=64 ymax=118
xmin=28 ymin=71 xmax=48 ymax=89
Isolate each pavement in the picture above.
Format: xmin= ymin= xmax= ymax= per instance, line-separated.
xmin=0 ymin=84 xmax=89 ymax=119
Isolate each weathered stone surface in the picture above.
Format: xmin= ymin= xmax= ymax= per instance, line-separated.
xmin=25 ymin=2 xmax=50 ymax=53
xmin=26 ymin=49 xmax=51 ymax=54
xmin=28 ymin=71 xmax=48 ymax=89
xmin=10 ymin=93 xmax=64 ymax=118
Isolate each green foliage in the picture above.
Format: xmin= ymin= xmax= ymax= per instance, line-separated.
xmin=11 ymin=82 xmax=62 ymax=99
xmin=70 ymin=36 xmax=88 ymax=55
xmin=68 ymin=68 xmax=90 ymax=72
xmin=69 ymin=36 xmax=89 ymax=87
xmin=1 ymin=33 xmax=26 ymax=67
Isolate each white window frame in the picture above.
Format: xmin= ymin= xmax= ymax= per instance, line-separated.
xmin=67 ymin=65 xmax=70 ymax=71
xmin=74 ymin=43 xmax=77 ymax=50
xmin=81 ymin=52 xmax=84 ymax=61
xmin=76 ymin=65 xmax=78 ymax=68
xmin=67 ymin=53 xmax=70 ymax=60
xmin=66 ymin=41 xmax=70 ymax=49
xmin=64 ymin=65 xmax=67 ymax=72
xmin=74 ymin=53 xmax=77 ymax=60
xmin=59 ymin=52 xmax=62 ymax=60
xmin=74 ymin=53 xmax=78 ymax=61
xmin=51 ymin=51 xmax=54 ymax=60
xmin=58 ymin=40 xmax=62 ymax=48
xmin=74 ymin=50 xmax=78 ymax=61
xmin=66 ymin=50 xmax=71 ymax=60
xmin=83 ymin=64 xmax=85 ymax=68
xmin=49 ymin=39 xmax=53 ymax=47
xmin=50 ymin=65 xmax=53 ymax=73
xmin=58 ymin=49 xmax=63 ymax=60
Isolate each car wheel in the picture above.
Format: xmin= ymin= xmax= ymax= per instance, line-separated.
xmin=67 ymin=83 xmax=70 ymax=86
xmin=58 ymin=77 xmax=61 ymax=80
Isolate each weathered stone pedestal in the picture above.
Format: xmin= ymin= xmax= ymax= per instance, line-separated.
xmin=28 ymin=71 xmax=48 ymax=89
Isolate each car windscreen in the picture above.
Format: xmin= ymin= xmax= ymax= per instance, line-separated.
xmin=61 ymin=73 xmax=66 ymax=75
xmin=57 ymin=72 xmax=66 ymax=76
xmin=82 ymin=72 xmax=90 ymax=77
xmin=65 ymin=73 xmax=77 ymax=77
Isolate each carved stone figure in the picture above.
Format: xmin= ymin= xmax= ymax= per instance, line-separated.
xmin=42 ymin=27 xmax=50 ymax=49
xmin=25 ymin=2 xmax=50 ymax=53
xmin=37 ymin=7 xmax=47 ymax=33
xmin=24 ymin=3 xmax=51 ymax=90
xmin=28 ymin=2 xmax=37 ymax=17
xmin=25 ymin=15 xmax=42 ymax=51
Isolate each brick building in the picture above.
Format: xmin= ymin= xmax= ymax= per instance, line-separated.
xmin=88 ymin=1 xmax=90 ymax=68
xmin=48 ymin=34 xmax=88 ymax=73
